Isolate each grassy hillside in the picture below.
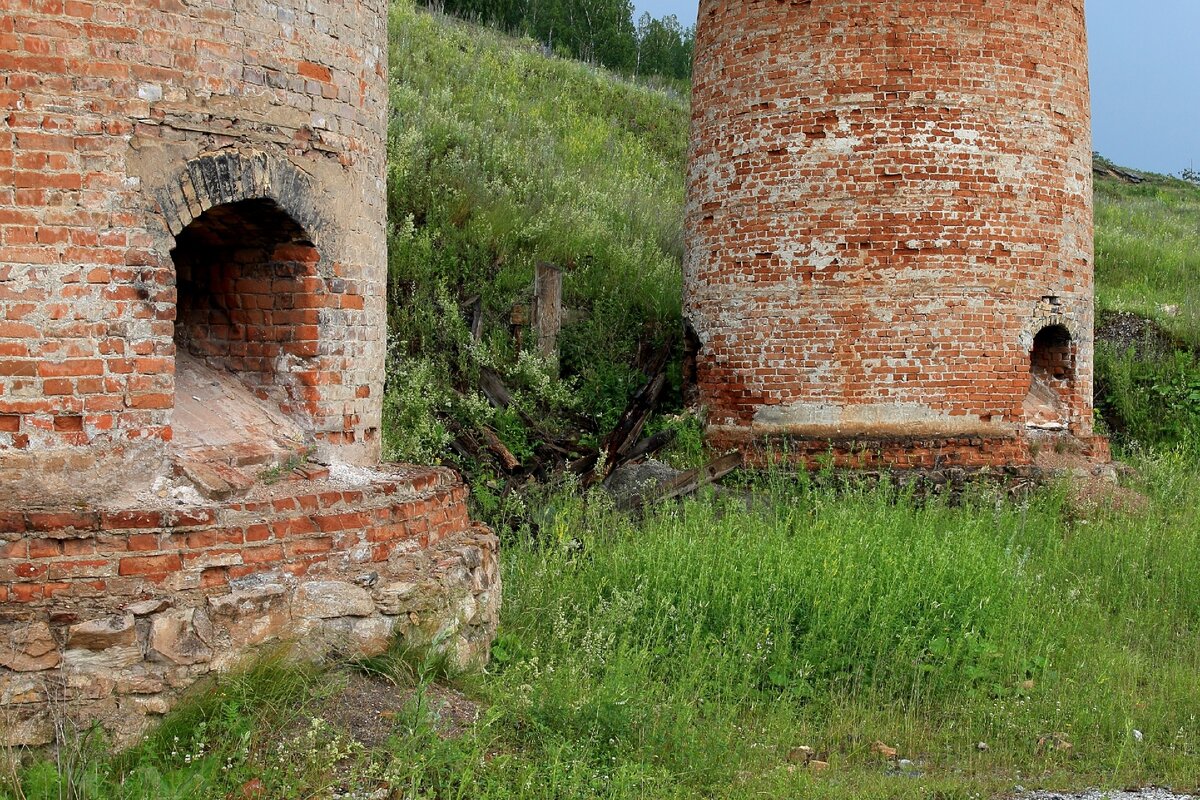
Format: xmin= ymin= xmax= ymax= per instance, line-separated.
xmin=1096 ymin=169 xmax=1200 ymax=343
xmin=7 ymin=6 xmax=1200 ymax=800
xmin=383 ymin=1 xmax=687 ymax=464
xmin=1094 ymin=169 xmax=1200 ymax=448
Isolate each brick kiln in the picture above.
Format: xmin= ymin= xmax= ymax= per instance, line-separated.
xmin=684 ymin=0 xmax=1108 ymax=469
xmin=1 ymin=0 xmax=498 ymax=745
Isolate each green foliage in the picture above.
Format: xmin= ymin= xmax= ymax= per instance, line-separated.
xmin=382 ymin=354 xmax=453 ymax=463
xmin=433 ymin=0 xmax=694 ymax=82
xmin=1097 ymin=343 xmax=1200 ymax=448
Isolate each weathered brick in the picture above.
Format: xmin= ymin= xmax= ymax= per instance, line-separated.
xmin=118 ymin=553 xmax=181 ymax=576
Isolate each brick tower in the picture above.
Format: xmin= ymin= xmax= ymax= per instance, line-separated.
xmin=684 ymin=0 xmax=1105 ymax=468
xmin=1 ymin=1 xmax=498 ymax=745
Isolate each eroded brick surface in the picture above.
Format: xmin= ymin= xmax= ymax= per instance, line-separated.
xmin=0 ymin=0 xmax=389 ymax=503
xmin=684 ymin=0 xmax=1100 ymax=467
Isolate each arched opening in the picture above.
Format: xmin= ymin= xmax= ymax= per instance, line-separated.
xmin=1024 ymin=325 xmax=1074 ymax=430
xmin=169 ymin=199 xmax=322 ymax=479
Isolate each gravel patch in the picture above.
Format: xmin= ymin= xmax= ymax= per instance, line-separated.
xmin=1095 ymin=310 xmax=1180 ymax=358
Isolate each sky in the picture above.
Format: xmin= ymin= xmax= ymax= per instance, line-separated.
xmin=632 ymin=0 xmax=1200 ymax=177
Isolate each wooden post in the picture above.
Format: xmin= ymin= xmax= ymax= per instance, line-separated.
xmin=533 ymin=261 xmax=563 ymax=368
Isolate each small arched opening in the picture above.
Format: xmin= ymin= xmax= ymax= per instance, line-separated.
xmin=1024 ymin=324 xmax=1074 ymax=430
xmin=169 ymin=198 xmax=323 ymax=471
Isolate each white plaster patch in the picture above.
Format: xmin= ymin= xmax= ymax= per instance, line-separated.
xmin=752 ymin=402 xmax=1009 ymax=438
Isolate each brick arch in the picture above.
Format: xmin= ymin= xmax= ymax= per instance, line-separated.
xmin=153 ymin=150 xmax=327 ymax=247
xmin=1019 ymin=307 xmax=1083 ymax=353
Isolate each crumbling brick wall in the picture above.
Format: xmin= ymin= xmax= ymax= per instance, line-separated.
xmin=0 ymin=466 xmax=500 ymax=746
xmin=684 ymin=0 xmax=1099 ymax=467
xmin=0 ymin=0 xmax=389 ymax=503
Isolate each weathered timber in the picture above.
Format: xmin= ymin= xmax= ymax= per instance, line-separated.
xmin=480 ymin=426 xmax=521 ymax=472
xmin=618 ymin=452 xmax=743 ymax=510
xmin=533 ymin=262 xmax=564 ymax=366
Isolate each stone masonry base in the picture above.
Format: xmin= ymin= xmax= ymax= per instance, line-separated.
xmin=0 ymin=465 xmax=499 ymax=747
xmin=710 ymin=430 xmax=1111 ymax=471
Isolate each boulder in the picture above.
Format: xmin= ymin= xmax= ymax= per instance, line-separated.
xmin=148 ymin=609 xmax=213 ymax=666
xmin=62 ymin=644 xmax=143 ymax=671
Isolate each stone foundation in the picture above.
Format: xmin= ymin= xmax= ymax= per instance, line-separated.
xmin=712 ymin=430 xmax=1111 ymax=471
xmin=0 ymin=465 xmax=500 ymax=747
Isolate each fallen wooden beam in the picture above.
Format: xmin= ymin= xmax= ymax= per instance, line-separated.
xmin=620 ymin=451 xmax=743 ymax=510
xmin=480 ymin=426 xmax=521 ymax=472
xmin=607 ymin=429 xmax=676 ymax=477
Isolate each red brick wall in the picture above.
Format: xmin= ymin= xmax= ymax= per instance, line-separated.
xmin=684 ymin=0 xmax=1096 ymax=466
xmin=0 ymin=471 xmax=470 ymax=607
xmin=0 ymin=0 xmax=389 ymax=503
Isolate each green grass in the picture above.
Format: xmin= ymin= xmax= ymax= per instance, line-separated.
xmin=9 ymin=460 xmax=1200 ymax=798
xmin=1095 ymin=171 xmax=1200 ymax=344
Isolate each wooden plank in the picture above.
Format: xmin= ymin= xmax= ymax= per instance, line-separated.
xmin=478 ymin=367 xmax=514 ymax=409
xmin=533 ymin=261 xmax=563 ymax=366
xmin=614 ymin=429 xmax=676 ymax=469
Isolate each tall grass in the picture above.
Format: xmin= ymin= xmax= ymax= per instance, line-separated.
xmin=1095 ymin=175 xmax=1200 ymax=343
xmin=14 ymin=467 xmax=1196 ymax=799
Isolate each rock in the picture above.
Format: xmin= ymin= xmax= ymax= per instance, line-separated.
xmin=787 ymin=745 xmax=815 ymax=764
xmin=208 ymin=583 xmax=290 ymax=653
xmin=129 ymin=695 xmax=171 ymax=715
xmin=976 ymin=741 xmax=990 ymax=752
xmin=1036 ymin=732 xmax=1073 ymax=753
xmin=294 ymin=580 xmax=373 ymax=618
xmin=455 ymin=591 xmax=478 ymax=625
xmin=114 ymin=668 xmax=166 ymax=695
xmin=808 ymin=760 xmax=829 ymax=772
xmin=0 ymin=709 xmax=52 ymax=747
xmin=68 ymin=614 xmax=136 ymax=650
xmin=125 ymin=598 xmax=171 ymax=616
xmin=208 ymin=583 xmax=287 ymax=616
xmin=240 ymin=778 xmax=266 ymax=799
xmin=0 ymin=622 xmax=60 ymax=672
xmin=374 ymin=581 xmax=420 ymax=615
xmin=192 ymin=607 xmax=214 ymax=645
xmin=0 ymin=672 xmax=48 ymax=704
xmin=62 ymin=643 xmax=143 ymax=671
xmin=604 ymin=459 xmax=683 ymax=507
xmin=349 ymin=616 xmax=394 ymax=655
xmin=148 ymin=609 xmax=213 ymax=666
xmin=64 ymin=669 xmax=116 ymax=699
xmin=871 ymin=740 xmax=898 ymax=759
